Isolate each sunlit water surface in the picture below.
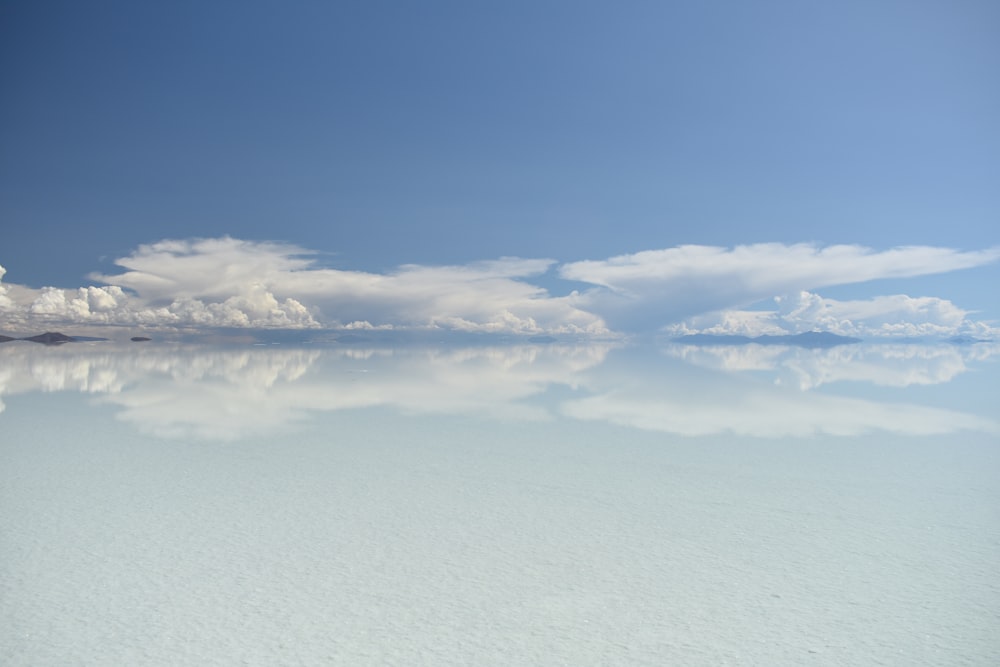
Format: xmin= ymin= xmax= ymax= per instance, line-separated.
xmin=2 ymin=340 xmax=998 ymax=666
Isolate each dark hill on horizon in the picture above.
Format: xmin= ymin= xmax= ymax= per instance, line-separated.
xmin=23 ymin=332 xmax=78 ymax=344
xmin=0 ymin=332 xmax=109 ymax=345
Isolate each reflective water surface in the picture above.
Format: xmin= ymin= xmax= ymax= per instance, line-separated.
xmin=2 ymin=341 xmax=998 ymax=665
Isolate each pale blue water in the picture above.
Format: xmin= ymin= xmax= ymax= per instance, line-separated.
xmin=2 ymin=341 xmax=998 ymax=665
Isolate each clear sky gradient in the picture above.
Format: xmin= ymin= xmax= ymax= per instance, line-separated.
xmin=1 ymin=1 xmax=998 ymax=335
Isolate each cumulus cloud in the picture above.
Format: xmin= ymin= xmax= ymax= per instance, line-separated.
xmin=0 ymin=265 xmax=14 ymax=312
xmin=561 ymin=244 xmax=1000 ymax=331
xmin=2 ymin=239 xmax=998 ymax=335
xmin=667 ymin=291 xmax=999 ymax=339
xmin=3 ymin=248 xmax=319 ymax=330
xmin=80 ymin=238 xmax=605 ymax=335
xmin=17 ymin=282 xmax=318 ymax=330
xmin=89 ymin=237 xmax=316 ymax=302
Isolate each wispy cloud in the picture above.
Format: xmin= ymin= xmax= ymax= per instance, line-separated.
xmin=2 ymin=239 xmax=998 ymax=336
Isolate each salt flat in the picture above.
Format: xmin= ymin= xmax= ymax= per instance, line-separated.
xmin=2 ymin=342 xmax=998 ymax=665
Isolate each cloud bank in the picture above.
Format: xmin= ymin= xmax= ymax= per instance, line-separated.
xmin=2 ymin=239 xmax=998 ymax=336
xmin=666 ymin=291 xmax=998 ymax=339
xmin=561 ymin=244 xmax=1000 ymax=332
xmin=1 ymin=239 xmax=605 ymax=335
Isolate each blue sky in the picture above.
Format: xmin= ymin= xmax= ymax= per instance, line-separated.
xmin=1 ymin=1 xmax=998 ymax=336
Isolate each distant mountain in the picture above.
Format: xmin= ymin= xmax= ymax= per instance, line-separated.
xmin=946 ymin=335 xmax=992 ymax=345
xmin=7 ymin=332 xmax=109 ymax=345
xmin=674 ymin=331 xmax=862 ymax=348
xmin=22 ymin=332 xmax=78 ymax=344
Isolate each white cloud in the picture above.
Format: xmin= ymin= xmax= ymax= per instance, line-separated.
xmin=667 ymin=291 xmax=999 ymax=339
xmin=561 ymin=244 xmax=1000 ymax=331
xmin=3 ymin=239 xmax=998 ymax=336
xmin=80 ymin=237 xmax=606 ymax=335
xmin=2 ymin=253 xmax=319 ymax=331
xmin=15 ymin=282 xmax=318 ymax=330
xmin=0 ymin=265 xmax=15 ymax=312
xmin=89 ymin=237 xmax=316 ymax=302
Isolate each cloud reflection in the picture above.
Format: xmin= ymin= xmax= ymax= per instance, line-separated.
xmin=664 ymin=341 xmax=1000 ymax=390
xmin=0 ymin=343 xmax=609 ymax=439
xmin=561 ymin=378 xmax=998 ymax=438
xmin=0 ymin=341 xmax=996 ymax=439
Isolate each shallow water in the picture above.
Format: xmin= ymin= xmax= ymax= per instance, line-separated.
xmin=2 ymin=341 xmax=998 ymax=665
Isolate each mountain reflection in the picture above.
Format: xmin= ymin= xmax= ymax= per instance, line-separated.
xmin=1 ymin=341 xmax=996 ymax=440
